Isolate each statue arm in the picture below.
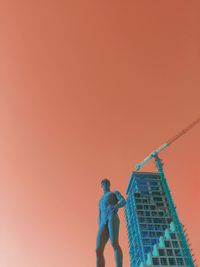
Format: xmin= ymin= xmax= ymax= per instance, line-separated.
xmin=114 ymin=191 xmax=126 ymax=209
xmin=98 ymin=202 xmax=101 ymax=226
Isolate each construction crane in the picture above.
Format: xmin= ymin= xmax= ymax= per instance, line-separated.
xmin=135 ymin=117 xmax=200 ymax=267
xmin=135 ymin=117 xmax=200 ymax=171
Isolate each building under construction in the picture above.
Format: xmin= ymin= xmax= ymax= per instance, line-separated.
xmin=124 ymin=171 xmax=195 ymax=267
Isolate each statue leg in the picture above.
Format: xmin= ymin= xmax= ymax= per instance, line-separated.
xmin=108 ymin=215 xmax=123 ymax=267
xmin=96 ymin=223 xmax=109 ymax=267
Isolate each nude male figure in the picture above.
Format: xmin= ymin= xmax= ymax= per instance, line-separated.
xmin=96 ymin=178 xmax=126 ymax=267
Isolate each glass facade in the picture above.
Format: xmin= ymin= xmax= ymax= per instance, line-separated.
xmin=124 ymin=172 xmax=194 ymax=267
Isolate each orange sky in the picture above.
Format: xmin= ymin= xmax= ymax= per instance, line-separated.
xmin=1 ymin=1 xmax=200 ymax=266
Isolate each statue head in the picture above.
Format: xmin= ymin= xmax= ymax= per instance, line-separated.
xmin=101 ymin=178 xmax=111 ymax=192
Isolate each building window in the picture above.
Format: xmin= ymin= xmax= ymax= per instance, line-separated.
xmin=172 ymin=241 xmax=179 ymax=248
xmin=151 ymin=185 xmax=159 ymax=190
xmin=156 ymin=231 xmax=162 ymax=237
xmin=143 ymin=199 xmax=148 ymax=203
xmin=152 ymin=211 xmax=157 ymax=216
xmin=139 ymin=217 xmax=145 ymax=223
xmin=152 ymin=191 xmax=161 ymax=196
xmin=140 ymin=224 xmax=147 ymax=230
xmin=177 ymin=258 xmax=184 ymax=265
xmin=159 ymin=249 xmax=165 ymax=256
xmin=156 ymin=203 xmax=164 ymax=207
xmin=137 ymin=211 xmax=144 ymax=216
xmin=166 ymin=249 xmax=173 ymax=256
xmin=138 ymin=186 xmax=148 ymax=192
xmin=150 ymin=181 xmax=158 ymax=186
xmin=148 ymin=224 xmax=154 ymax=230
xmin=144 ymin=205 xmax=149 ymax=210
xmin=136 ymin=205 xmax=143 ymax=210
xmin=167 ymin=218 xmax=172 ymax=223
xmin=174 ymin=249 xmax=181 ymax=256
xmin=165 ymin=241 xmax=171 ymax=248
xmin=141 ymin=231 xmax=148 ymax=238
xmin=153 ymin=197 xmax=162 ymax=201
xmin=150 ymin=205 xmax=156 ymax=210
xmin=151 ymin=239 xmax=157 ymax=245
xmin=149 ymin=232 xmax=156 ymax=237
xmin=143 ymin=239 xmax=151 ymax=245
xmin=160 ymin=258 xmax=167 ymax=265
xmin=155 ymin=225 xmax=162 ymax=230
xmin=134 ymin=193 xmax=141 ymax=197
xmin=170 ymin=233 xmax=176 ymax=239
xmin=152 ymin=258 xmax=159 ymax=265
xmin=169 ymin=258 xmax=176 ymax=265
xmin=144 ymin=246 xmax=151 ymax=253
xmin=146 ymin=218 xmax=152 ymax=223
xmin=145 ymin=211 xmax=150 ymax=216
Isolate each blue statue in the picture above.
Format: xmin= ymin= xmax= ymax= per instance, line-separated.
xmin=96 ymin=178 xmax=126 ymax=267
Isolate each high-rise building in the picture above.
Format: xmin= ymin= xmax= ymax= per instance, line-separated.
xmin=124 ymin=171 xmax=194 ymax=267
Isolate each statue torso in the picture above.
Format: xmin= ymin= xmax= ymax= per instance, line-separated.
xmin=99 ymin=192 xmax=119 ymax=224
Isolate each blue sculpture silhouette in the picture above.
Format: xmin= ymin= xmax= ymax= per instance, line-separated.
xmin=96 ymin=178 xmax=126 ymax=267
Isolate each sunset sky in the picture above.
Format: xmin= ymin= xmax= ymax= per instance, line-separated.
xmin=1 ymin=1 xmax=200 ymax=267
